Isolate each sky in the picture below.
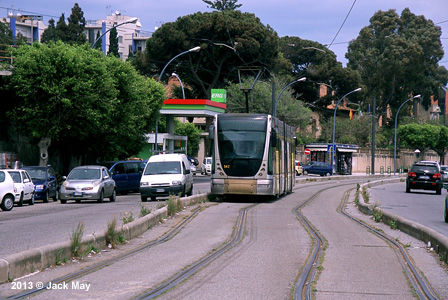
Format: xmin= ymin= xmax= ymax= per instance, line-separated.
xmin=1 ymin=0 xmax=447 ymax=69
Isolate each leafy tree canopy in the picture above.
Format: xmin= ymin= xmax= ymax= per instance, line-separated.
xmin=5 ymin=42 xmax=165 ymax=162
xmin=279 ymin=36 xmax=363 ymax=110
xmin=226 ymin=76 xmax=312 ymax=129
xmin=202 ymin=0 xmax=242 ymax=11
xmin=0 ymin=20 xmax=13 ymax=45
xmin=138 ymin=10 xmax=289 ymax=99
xmin=346 ymin=8 xmax=448 ymax=123
xmin=398 ymin=123 xmax=448 ymax=161
xmin=174 ymin=120 xmax=202 ymax=157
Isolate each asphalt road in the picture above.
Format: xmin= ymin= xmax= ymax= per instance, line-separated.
xmin=0 ymin=175 xmax=211 ymax=258
xmin=369 ymin=182 xmax=448 ymax=236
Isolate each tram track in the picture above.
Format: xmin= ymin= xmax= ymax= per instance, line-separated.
xmin=6 ymin=179 xmax=441 ymax=300
xmin=293 ymin=180 xmax=439 ymax=300
xmin=8 ymin=206 xmax=204 ymax=299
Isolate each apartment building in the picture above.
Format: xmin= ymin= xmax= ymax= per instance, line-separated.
xmin=2 ymin=10 xmax=150 ymax=60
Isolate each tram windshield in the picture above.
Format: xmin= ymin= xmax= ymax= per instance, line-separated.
xmin=217 ymin=116 xmax=267 ymax=176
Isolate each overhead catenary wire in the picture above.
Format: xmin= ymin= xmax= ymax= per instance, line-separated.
xmin=326 ymin=0 xmax=357 ymax=49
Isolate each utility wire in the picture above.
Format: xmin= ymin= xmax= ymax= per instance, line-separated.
xmin=326 ymin=0 xmax=357 ymax=49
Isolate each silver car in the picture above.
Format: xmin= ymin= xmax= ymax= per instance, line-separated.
xmin=59 ymin=165 xmax=116 ymax=203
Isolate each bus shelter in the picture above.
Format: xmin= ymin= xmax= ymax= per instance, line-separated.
xmin=304 ymin=143 xmax=358 ymax=175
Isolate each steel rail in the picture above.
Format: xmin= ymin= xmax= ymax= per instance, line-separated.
xmin=9 ymin=207 xmax=203 ymax=299
xmin=133 ymin=203 xmax=258 ymax=300
xmin=338 ymin=188 xmax=439 ymax=300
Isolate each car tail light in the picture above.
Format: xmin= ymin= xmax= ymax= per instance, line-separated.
xmin=433 ymin=173 xmax=441 ymax=179
xmin=408 ymin=172 xmax=417 ymax=178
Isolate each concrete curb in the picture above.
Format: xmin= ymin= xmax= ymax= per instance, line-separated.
xmin=358 ymin=178 xmax=448 ymax=263
xmin=0 ymin=194 xmax=208 ymax=283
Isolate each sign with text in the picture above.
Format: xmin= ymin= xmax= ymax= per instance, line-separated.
xmin=211 ymin=89 xmax=227 ymax=103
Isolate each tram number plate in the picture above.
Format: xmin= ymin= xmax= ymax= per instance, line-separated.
xmin=223 ymin=165 xmax=230 ymax=169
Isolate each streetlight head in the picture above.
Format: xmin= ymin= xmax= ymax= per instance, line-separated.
xmin=297 ymin=77 xmax=306 ymax=82
xmin=414 ymin=94 xmax=421 ymax=98
xmin=171 ymin=73 xmax=177 ymax=76
xmin=354 ymin=88 xmax=362 ymax=92
xmin=189 ymin=46 xmax=201 ymax=53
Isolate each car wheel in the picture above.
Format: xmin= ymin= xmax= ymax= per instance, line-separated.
xmin=151 ymin=196 xmax=156 ymax=201
xmin=406 ymin=183 xmax=410 ymax=193
xmin=445 ymin=197 xmax=448 ymax=223
xmin=60 ymin=199 xmax=67 ymax=204
xmin=1 ymin=195 xmax=14 ymax=211
xmin=187 ymin=184 xmax=193 ymax=196
xmin=110 ymin=189 xmax=116 ymax=202
xmin=29 ymin=193 xmax=35 ymax=205
xmin=43 ymin=191 xmax=49 ymax=203
xmin=53 ymin=190 xmax=59 ymax=201
xmin=97 ymin=190 xmax=104 ymax=203
xmin=141 ymin=196 xmax=147 ymax=202
xmin=436 ymin=187 xmax=442 ymax=195
xmin=303 ymin=170 xmax=308 ymax=175
xmin=18 ymin=193 xmax=24 ymax=207
xmin=325 ymin=172 xmax=331 ymax=176
xmin=75 ymin=199 xmax=81 ymax=203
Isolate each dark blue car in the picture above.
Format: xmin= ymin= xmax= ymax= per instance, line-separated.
xmin=22 ymin=165 xmax=59 ymax=202
xmin=302 ymin=161 xmax=332 ymax=176
xmin=99 ymin=161 xmax=146 ymax=194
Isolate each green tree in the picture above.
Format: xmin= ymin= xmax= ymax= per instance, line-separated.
xmin=398 ymin=123 xmax=448 ymax=161
xmin=174 ymin=121 xmax=202 ymax=157
xmin=279 ymin=36 xmax=363 ymax=110
xmin=202 ymin=0 xmax=242 ymax=10
xmin=5 ymin=42 xmax=165 ymax=167
xmin=319 ymin=115 xmax=372 ymax=146
xmin=41 ymin=18 xmax=58 ymax=43
xmin=141 ymin=10 xmax=289 ymax=99
xmin=346 ymin=8 xmax=448 ymax=125
xmin=107 ymin=27 xmax=119 ymax=57
xmin=66 ymin=3 xmax=87 ymax=45
xmin=0 ymin=20 xmax=13 ymax=45
xmin=226 ymin=76 xmax=312 ymax=129
xmin=55 ymin=13 xmax=69 ymax=42
xmin=93 ymin=30 xmax=102 ymax=50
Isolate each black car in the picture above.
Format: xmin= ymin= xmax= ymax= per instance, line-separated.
xmin=22 ymin=165 xmax=59 ymax=202
xmin=406 ymin=161 xmax=443 ymax=195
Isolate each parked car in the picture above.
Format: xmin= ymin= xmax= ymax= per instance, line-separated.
xmin=59 ymin=165 xmax=116 ymax=203
xmin=6 ymin=169 xmax=35 ymax=206
xmin=302 ymin=161 xmax=332 ymax=176
xmin=187 ymin=157 xmax=198 ymax=175
xmin=406 ymin=161 xmax=443 ymax=194
xmin=99 ymin=160 xmax=146 ymax=194
xmin=295 ymin=161 xmax=303 ymax=176
xmin=22 ymin=165 xmax=58 ymax=203
xmin=441 ymin=165 xmax=448 ymax=189
xmin=140 ymin=154 xmax=193 ymax=201
xmin=201 ymin=157 xmax=212 ymax=175
xmin=0 ymin=170 xmax=16 ymax=211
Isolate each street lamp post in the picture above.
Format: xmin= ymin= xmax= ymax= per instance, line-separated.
xmin=331 ymin=88 xmax=362 ymax=175
xmin=171 ymin=73 xmax=185 ymax=99
xmin=273 ymin=77 xmax=306 ymax=119
xmin=394 ymin=94 xmax=421 ymax=174
xmin=154 ymin=46 xmax=201 ymax=152
xmin=90 ymin=17 xmax=138 ymax=50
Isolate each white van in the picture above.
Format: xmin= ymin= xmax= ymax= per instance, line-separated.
xmin=140 ymin=154 xmax=193 ymax=201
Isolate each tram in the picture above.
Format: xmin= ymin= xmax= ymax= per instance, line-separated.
xmin=209 ymin=113 xmax=296 ymax=197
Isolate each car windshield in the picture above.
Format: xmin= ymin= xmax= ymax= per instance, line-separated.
xmin=25 ymin=168 xmax=46 ymax=180
xmin=144 ymin=161 xmax=181 ymax=175
xmin=206 ymin=158 xmax=212 ymax=164
xmin=68 ymin=168 xmax=101 ymax=180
